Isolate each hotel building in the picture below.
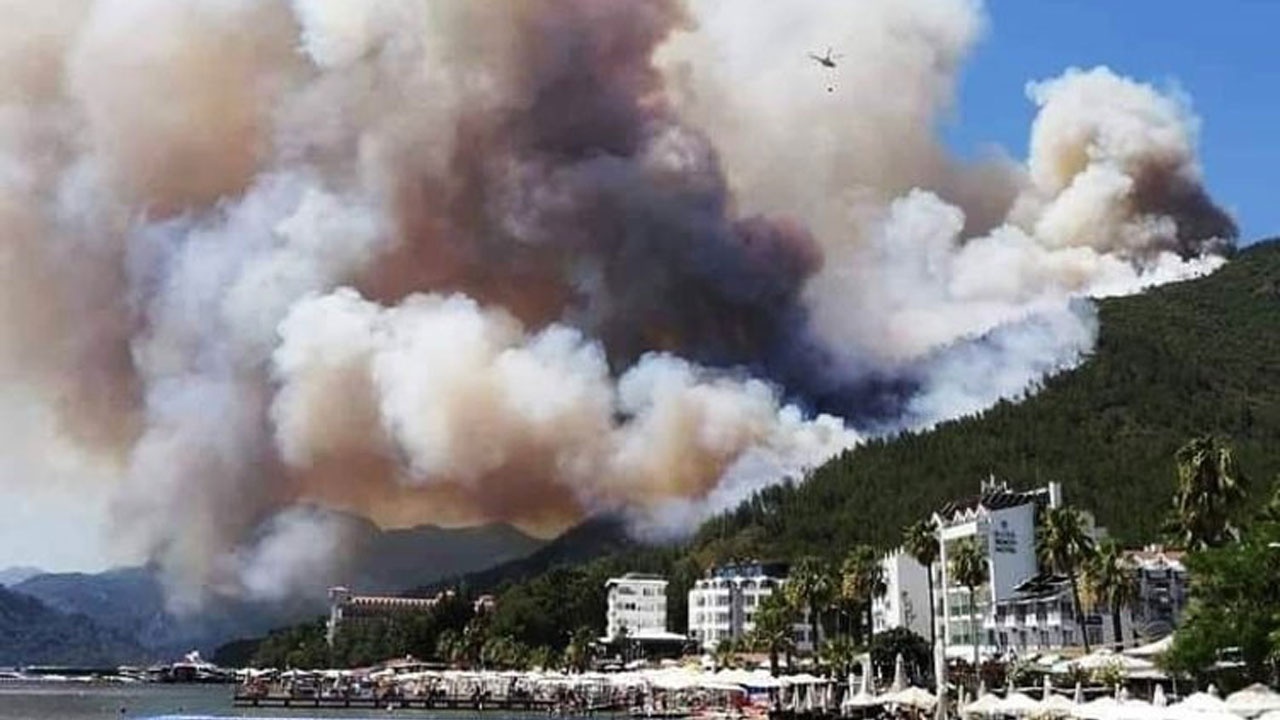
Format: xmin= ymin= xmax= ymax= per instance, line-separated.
xmin=687 ymin=562 xmax=814 ymax=653
xmin=604 ymin=573 xmax=670 ymax=639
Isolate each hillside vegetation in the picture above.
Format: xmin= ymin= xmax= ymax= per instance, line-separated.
xmin=699 ymin=240 xmax=1280 ymax=557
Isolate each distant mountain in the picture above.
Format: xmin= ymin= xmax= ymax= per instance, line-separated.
xmin=0 ymin=566 xmax=43 ymax=587
xmin=0 ymin=586 xmax=144 ymax=666
xmin=407 ymin=515 xmax=634 ymax=596
xmin=344 ymin=515 xmax=545 ymax=594
xmin=10 ymin=513 xmax=543 ymax=661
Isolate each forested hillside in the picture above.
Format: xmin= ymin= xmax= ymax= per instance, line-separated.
xmin=699 ymin=240 xmax=1280 ymax=557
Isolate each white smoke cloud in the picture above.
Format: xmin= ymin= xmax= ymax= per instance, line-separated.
xmin=272 ymin=288 xmax=857 ymax=529
xmin=236 ymin=505 xmax=356 ymax=602
xmin=0 ymin=0 xmax=1236 ymax=597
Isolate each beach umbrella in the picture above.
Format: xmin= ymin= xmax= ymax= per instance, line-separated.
xmin=1227 ymin=684 xmax=1280 ymax=718
xmin=893 ymin=653 xmax=907 ymax=692
xmin=1038 ymin=692 xmax=1077 ymax=717
xmin=1073 ymin=696 xmax=1120 ymax=720
xmin=1074 ymin=682 xmax=1084 ymax=705
xmin=960 ymin=692 xmax=1003 ymax=717
xmin=1176 ymin=691 xmax=1230 ymax=714
xmin=1123 ymin=636 xmax=1174 ymax=658
xmin=1069 ymin=649 xmax=1156 ymax=674
xmin=997 ymin=691 xmax=1041 ymax=717
xmin=1152 ymin=685 xmax=1167 ymax=708
xmin=888 ymin=686 xmax=938 ymax=711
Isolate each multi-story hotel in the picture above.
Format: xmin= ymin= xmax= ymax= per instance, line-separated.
xmin=922 ymin=478 xmax=1141 ymax=657
xmin=686 ymin=562 xmax=813 ymax=653
xmin=871 ymin=549 xmax=933 ymax=640
xmin=604 ymin=573 xmax=670 ymax=639
xmin=1125 ymin=545 xmax=1188 ymax=638
xmin=873 ymin=480 xmax=1188 ymax=659
xmin=326 ymin=586 xmax=494 ymax=645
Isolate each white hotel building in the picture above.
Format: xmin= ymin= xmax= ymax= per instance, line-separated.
xmin=604 ymin=573 xmax=670 ymax=639
xmin=687 ymin=562 xmax=814 ymax=653
xmin=931 ymin=479 xmax=1133 ymax=657
xmin=874 ymin=479 xmax=1172 ymax=659
xmin=872 ymin=550 xmax=933 ymax=640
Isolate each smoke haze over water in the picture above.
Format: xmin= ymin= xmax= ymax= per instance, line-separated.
xmin=0 ymin=0 xmax=1234 ymax=602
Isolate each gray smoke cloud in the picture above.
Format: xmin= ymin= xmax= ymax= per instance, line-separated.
xmin=0 ymin=0 xmax=1234 ymax=604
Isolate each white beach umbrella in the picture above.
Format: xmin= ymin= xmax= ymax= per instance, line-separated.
xmin=884 ymin=686 xmax=937 ymax=711
xmin=1176 ymin=691 xmax=1230 ymax=714
xmin=1073 ymin=696 xmax=1120 ymax=720
xmin=1123 ymin=636 xmax=1174 ymax=658
xmin=1152 ymin=685 xmax=1167 ymax=708
xmin=960 ymin=692 xmax=1003 ymax=717
xmin=844 ymin=690 xmax=885 ymax=709
xmin=1071 ymin=649 xmax=1156 ymax=674
xmin=1038 ymin=693 xmax=1077 ymax=717
xmin=1227 ymin=684 xmax=1280 ymax=718
xmin=892 ymin=653 xmax=907 ymax=692
xmin=998 ymin=691 xmax=1042 ymax=717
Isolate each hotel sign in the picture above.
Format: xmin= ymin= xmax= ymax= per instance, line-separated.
xmin=993 ymin=520 xmax=1017 ymax=554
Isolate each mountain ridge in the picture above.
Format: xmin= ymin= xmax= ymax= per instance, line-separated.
xmin=0 ymin=586 xmax=145 ymax=666
xmin=8 ymin=515 xmax=544 ymax=662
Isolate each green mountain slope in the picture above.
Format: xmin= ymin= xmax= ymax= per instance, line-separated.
xmin=0 ymin=586 xmax=145 ymax=666
xmin=700 ymin=239 xmax=1280 ymax=556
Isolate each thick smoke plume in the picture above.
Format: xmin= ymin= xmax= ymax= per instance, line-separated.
xmin=0 ymin=0 xmax=1234 ymax=604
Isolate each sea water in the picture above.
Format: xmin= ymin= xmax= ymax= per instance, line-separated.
xmin=0 ymin=682 xmax=541 ymax=720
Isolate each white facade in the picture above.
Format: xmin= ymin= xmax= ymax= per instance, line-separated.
xmin=1126 ymin=545 xmax=1188 ymax=638
xmin=872 ymin=550 xmax=933 ymax=640
xmin=988 ymin=574 xmax=1133 ymax=653
xmin=935 ymin=480 xmax=1048 ymax=657
xmin=687 ymin=562 xmax=813 ymax=653
xmin=930 ymin=478 xmax=1143 ymax=658
xmin=605 ymin=573 xmax=669 ymax=640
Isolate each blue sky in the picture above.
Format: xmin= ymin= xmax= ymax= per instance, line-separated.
xmin=945 ymin=1 xmax=1279 ymax=244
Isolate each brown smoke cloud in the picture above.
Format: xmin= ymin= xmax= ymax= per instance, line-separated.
xmin=0 ymin=0 xmax=1235 ymax=602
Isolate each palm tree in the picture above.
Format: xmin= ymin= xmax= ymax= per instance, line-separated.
xmin=713 ymin=637 xmax=740 ymax=670
xmin=565 ymin=626 xmax=597 ymax=673
xmin=436 ymin=628 xmax=463 ymax=667
xmin=1168 ymin=435 xmax=1248 ymax=550
xmin=786 ymin=556 xmax=835 ymax=653
xmin=903 ymin=519 xmax=941 ymax=647
xmin=840 ymin=546 xmax=887 ymax=645
xmin=1038 ymin=505 xmax=1097 ymax=652
xmin=748 ymin=591 xmax=797 ymax=676
xmin=818 ymin=635 xmax=862 ymax=680
xmin=949 ymin=537 xmax=988 ymax=673
xmin=1084 ymin=540 xmax=1139 ymax=649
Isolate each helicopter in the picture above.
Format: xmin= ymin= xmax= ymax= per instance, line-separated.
xmin=808 ymin=47 xmax=843 ymax=69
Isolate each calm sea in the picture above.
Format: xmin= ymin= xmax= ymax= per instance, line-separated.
xmin=0 ymin=682 xmax=540 ymax=720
